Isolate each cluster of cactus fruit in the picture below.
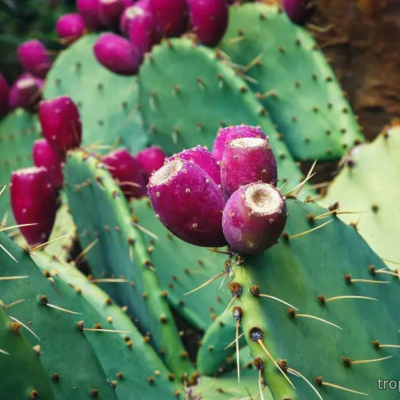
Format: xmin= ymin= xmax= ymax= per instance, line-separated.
xmin=1 ymin=1 xmax=400 ymax=399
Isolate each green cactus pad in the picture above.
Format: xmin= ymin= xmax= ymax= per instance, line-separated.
xmin=0 ymin=109 xmax=39 ymax=222
xmin=0 ymin=232 xmax=117 ymax=400
xmin=221 ymin=199 xmax=400 ymax=399
xmin=138 ymin=38 xmax=305 ymax=188
xmin=64 ymin=150 xmax=194 ymax=378
xmin=132 ymin=198 xmax=229 ymax=330
xmin=44 ymin=34 xmax=148 ymax=154
xmin=321 ymin=126 xmax=400 ymax=268
xmin=221 ymin=3 xmax=364 ymax=161
xmin=0 ymin=307 xmax=55 ymax=400
xmin=34 ymin=254 xmax=179 ymax=400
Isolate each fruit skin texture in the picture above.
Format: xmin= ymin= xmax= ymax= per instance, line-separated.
xmin=187 ymin=0 xmax=229 ymax=46
xmin=33 ymin=139 xmax=65 ymax=189
xmin=98 ymin=0 xmax=125 ymax=30
xmin=9 ymin=74 xmax=44 ymax=111
xmin=148 ymin=159 xmax=227 ymax=247
xmin=212 ymin=125 xmax=267 ymax=163
xmin=120 ymin=0 xmax=151 ymax=36
xmin=222 ymin=183 xmax=287 ymax=254
xmin=136 ymin=146 xmax=166 ymax=179
xmin=17 ymin=39 xmax=52 ymax=78
xmin=77 ymin=0 xmax=104 ymax=30
xmin=94 ymin=33 xmax=141 ymax=75
xmin=128 ymin=6 xmax=158 ymax=54
xmin=168 ymin=146 xmax=221 ymax=185
xmin=39 ymin=96 xmax=82 ymax=153
xmin=150 ymin=0 xmax=189 ymax=37
xmin=0 ymin=74 xmax=9 ymax=118
xmin=102 ymin=148 xmax=146 ymax=199
xmin=10 ymin=167 xmax=57 ymax=246
xmin=283 ymin=0 xmax=316 ymax=24
xmin=56 ymin=13 xmax=86 ymax=44
xmin=221 ymin=137 xmax=277 ymax=197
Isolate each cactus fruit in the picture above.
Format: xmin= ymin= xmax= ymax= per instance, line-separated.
xmin=17 ymin=39 xmax=52 ymax=78
xmin=128 ymin=6 xmax=158 ymax=54
xmin=283 ymin=0 xmax=316 ymax=24
xmin=150 ymin=0 xmax=189 ymax=37
xmin=0 ymin=74 xmax=9 ymax=118
xmin=187 ymin=0 xmax=229 ymax=46
xmin=221 ymin=137 xmax=277 ymax=196
xmin=10 ymin=167 xmax=57 ymax=246
xmin=9 ymin=74 xmax=44 ymax=111
xmin=102 ymin=148 xmax=146 ymax=199
xmin=136 ymin=146 xmax=166 ymax=179
xmin=212 ymin=124 xmax=267 ymax=163
xmin=32 ymin=139 xmax=65 ymax=189
xmin=94 ymin=33 xmax=141 ymax=75
xmin=168 ymin=145 xmax=221 ymax=185
xmin=77 ymin=0 xmax=104 ymax=30
xmin=39 ymin=96 xmax=82 ymax=153
xmin=148 ymin=159 xmax=226 ymax=247
xmin=98 ymin=0 xmax=125 ymax=30
xmin=56 ymin=13 xmax=86 ymax=44
xmin=222 ymin=183 xmax=287 ymax=254
xmin=120 ymin=1 xmax=152 ymax=36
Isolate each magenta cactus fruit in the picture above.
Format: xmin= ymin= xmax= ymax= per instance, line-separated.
xmin=56 ymin=13 xmax=86 ymax=44
xmin=187 ymin=0 xmax=228 ymax=46
xmin=168 ymin=146 xmax=221 ymax=185
xmin=121 ymin=0 xmax=152 ymax=36
xmin=122 ymin=0 xmax=133 ymax=6
xmin=17 ymin=40 xmax=52 ymax=78
xmin=33 ymin=139 xmax=65 ymax=189
xmin=10 ymin=167 xmax=58 ymax=246
xmin=9 ymin=74 xmax=44 ymax=111
xmin=222 ymin=183 xmax=287 ymax=254
xmin=150 ymin=0 xmax=188 ymax=37
xmin=136 ymin=146 xmax=166 ymax=179
xmin=102 ymin=148 xmax=146 ymax=199
xmin=98 ymin=0 xmax=125 ymax=30
xmin=148 ymin=159 xmax=226 ymax=247
xmin=283 ymin=0 xmax=316 ymax=24
xmin=212 ymin=125 xmax=267 ymax=163
xmin=94 ymin=33 xmax=141 ymax=75
xmin=77 ymin=0 xmax=104 ymax=30
xmin=0 ymin=74 xmax=9 ymax=118
xmin=127 ymin=6 xmax=157 ymax=54
xmin=221 ymin=137 xmax=277 ymax=197
xmin=39 ymin=96 xmax=82 ymax=153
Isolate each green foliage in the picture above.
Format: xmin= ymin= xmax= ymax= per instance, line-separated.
xmin=221 ymin=3 xmax=364 ymax=161
xmin=44 ymin=34 xmax=148 ymax=154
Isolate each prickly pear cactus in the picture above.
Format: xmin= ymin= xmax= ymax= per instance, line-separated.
xmin=321 ymin=125 xmax=400 ymax=268
xmin=0 ymin=109 xmax=38 ymax=222
xmin=138 ymin=38 xmax=305 ymax=188
xmin=0 ymin=307 xmax=55 ymax=399
xmin=35 ymin=253 xmax=180 ymax=400
xmin=222 ymin=199 xmax=400 ymax=399
xmin=0 ymin=231 xmax=117 ymax=400
xmin=221 ymin=3 xmax=364 ymax=161
xmin=44 ymin=34 xmax=148 ymax=154
xmin=64 ymin=150 xmax=194 ymax=378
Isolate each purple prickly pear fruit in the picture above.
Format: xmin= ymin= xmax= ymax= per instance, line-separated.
xmin=102 ymin=148 xmax=146 ymax=199
xmin=77 ymin=0 xmax=104 ymax=30
xmin=187 ymin=0 xmax=228 ymax=47
xmin=222 ymin=183 xmax=287 ymax=254
xmin=283 ymin=0 xmax=316 ymax=24
xmin=221 ymin=137 xmax=277 ymax=197
xmin=10 ymin=167 xmax=58 ymax=246
xmin=9 ymin=74 xmax=44 ymax=111
xmin=94 ymin=33 xmax=141 ymax=75
xmin=212 ymin=125 xmax=267 ymax=163
xmin=56 ymin=13 xmax=86 ymax=44
xmin=122 ymin=0 xmax=133 ymax=6
xmin=168 ymin=146 xmax=221 ymax=185
xmin=148 ymin=159 xmax=227 ymax=247
xmin=120 ymin=1 xmax=151 ymax=36
xmin=98 ymin=0 xmax=125 ymax=30
xmin=150 ymin=0 xmax=189 ymax=37
xmin=0 ymin=74 xmax=9 ymax=118
xmin=127 ymin=7 xmax=158 ymax=54
xmin=33 ymin=139 xmax=65 ymax=189
xmin=17 ymin=40 xmax=52 ymax=79
xmin=39 ymin=96 xmax=82 ymax=153
xmin=136 ymin=146 xmax=166 ymax=179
